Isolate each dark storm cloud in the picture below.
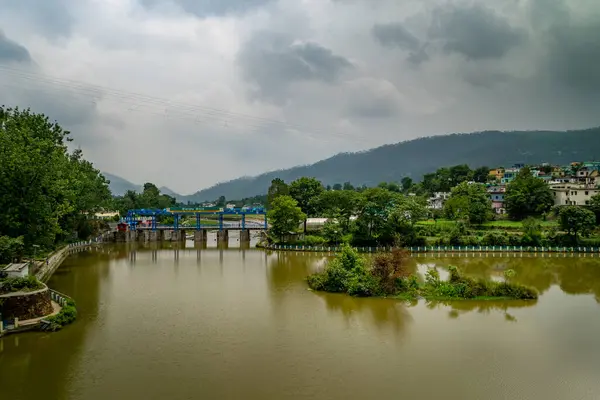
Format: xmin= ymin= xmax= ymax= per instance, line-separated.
xmin=372 ymin=23 xmax=420 ymax=51
xmin=0 ymin=0 xmax=73 ymax=39
xmin=0 ymin=31 xmax=32 ymax=63
xmin=372 ymin=22 xmax=429 ymax=64
xmin=430 ymin=4 xmax=526 ymax=60
xmin=140 ymin=0 xmax=276 ymax=17
xmin=543 ymin=15 xmax=600 ymax=94
xmin=238 ymin=31 xmax=353 ymax=102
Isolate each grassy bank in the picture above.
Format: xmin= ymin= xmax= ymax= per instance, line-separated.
xmin=44 ymin=298 xmax=77 ymax=331
xmin=307 ymin=245 xmax=538 ymax=301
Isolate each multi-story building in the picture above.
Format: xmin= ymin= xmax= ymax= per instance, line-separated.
xmin=487 ymin=185 xmax=506 ymax=214
xmin=551 ymin=184 xmax=600 ymax=206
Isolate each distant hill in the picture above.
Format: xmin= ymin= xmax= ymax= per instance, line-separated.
xmin=181 ymin=127 xmax=600 ymax=202
xmin=102 ymin=172 xmax=181 ymax=198
xmin=103 ymin=172 xmax=141 ymax=196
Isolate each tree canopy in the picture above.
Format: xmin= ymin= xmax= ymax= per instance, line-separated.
xmin=267 ymin=195 xmax=306 ymax=241
xmin=0 ymin=106 xmax=111 ymax=256
xmin=504 ymin=168 xmax=554 ymax=220
xmin=443 ymin=182 xmax=491 ymax=224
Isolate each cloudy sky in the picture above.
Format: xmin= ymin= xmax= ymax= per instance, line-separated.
xmin=0 ymin=0 xmax=599 ymax=193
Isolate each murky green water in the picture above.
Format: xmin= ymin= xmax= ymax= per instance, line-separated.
xmin=2 ymin=241 xmax=600 ymax=399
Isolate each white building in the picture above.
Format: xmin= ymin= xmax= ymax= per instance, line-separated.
xmin=427 ymin=192 xmax=451 ymax=210
xmin=2 ymin=263 xmax=30 ymax=279
xmin=551 ymin=184 xmax=600 ymax=206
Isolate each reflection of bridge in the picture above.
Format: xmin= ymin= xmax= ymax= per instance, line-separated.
xmin=114 ymin=207 xmax=268 ymax=245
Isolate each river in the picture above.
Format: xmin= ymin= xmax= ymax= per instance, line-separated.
xmin=2 ymin=241 xmax=600 ymax=399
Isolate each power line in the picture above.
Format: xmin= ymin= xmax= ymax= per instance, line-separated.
xmin=0 ymin=64 xmax=368 ymax=144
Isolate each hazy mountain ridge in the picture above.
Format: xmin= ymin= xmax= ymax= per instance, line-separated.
xmin=102 ymin=172 xmax=181 ymax=198
xmin=179 ymin=127 xmax=600 ymax=202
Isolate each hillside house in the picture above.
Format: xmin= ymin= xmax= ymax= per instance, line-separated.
xmin=551 ymin=184 xmax=600 ymax=206
xmin=427 ymin=192 xmax=451 ymax=210
xmin=487 ymin=186 xmax=506 ymax=214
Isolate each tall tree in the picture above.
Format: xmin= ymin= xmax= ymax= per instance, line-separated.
xmin=267 ymin=178 xmax=289 ymax=207
xmin=401 ymin=177 xmax=413 ymax=192
xmin=444 ymin=182 xmax=491 ymax=224
xmin=473 ymin=166 xmax=490 ymax=183
xmin=505 ymin=168 xmax=554 ymax=220
xmin=267 ymin=195 xmax=306 ymax=242
xmin=559 ymin=206 xmax=596 ymax=243
xmin=0 ymin=106 xmax=111 ymax=251
xmin=289 ymin=177 xmax=324 ymax=232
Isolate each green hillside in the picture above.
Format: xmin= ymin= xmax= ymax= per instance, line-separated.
xmin=181 ymin=127 xmax=600 ymax=202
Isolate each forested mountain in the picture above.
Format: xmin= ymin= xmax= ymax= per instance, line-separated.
xmin=102 ymin=172 xmax=181 ymax=199
xmin=182 ymin=127 xmax=600 ymax=202
xmin=103 ymin=172 xmax=141 ymax=196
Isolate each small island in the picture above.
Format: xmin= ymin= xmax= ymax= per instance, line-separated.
xmin=307 ymin=245 xmax=538 ymax=300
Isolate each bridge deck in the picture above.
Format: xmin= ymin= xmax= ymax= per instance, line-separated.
xmin=135 ymin=226 xmax=266 ymax=231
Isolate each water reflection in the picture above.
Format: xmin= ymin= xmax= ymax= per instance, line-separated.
xmin=414 ymin=254 xmax=600 ymax=301
xmin=2 ymin=248 xmax=600 ymax=400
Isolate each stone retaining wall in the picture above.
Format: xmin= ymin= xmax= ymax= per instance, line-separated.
xmin=0 ymin=284 xmax=53 ymax=321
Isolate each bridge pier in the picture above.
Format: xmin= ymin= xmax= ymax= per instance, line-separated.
xmin=240 ymin=230 xmax=250 ymax=244
xmin=126 ymin=230 xmax=138 ymax=242
xmin=171 ymin=230 xmax=186 ymax=242
xmin=217 ymin=230 xmax=229 ymax=245
xmin=194 ymin=230 xmax=207 ymax=244
xmin=144 ymin=230 xmax=163 ymax=242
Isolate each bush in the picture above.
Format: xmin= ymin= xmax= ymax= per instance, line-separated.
xmin=0 ymin=276 xmax=44 ymax=294
xmin=45 ymin=298 xmax=77 ymax=331
xmin=371 ymin=249 xmax=410 ymax=294
xmin=482 ymin=232 xmax=509 ymax=246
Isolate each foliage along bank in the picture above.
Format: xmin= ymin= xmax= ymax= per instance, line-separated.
xmin=0 ymin=107 xmax=112 ymax=263
xmin=307 ymin=245 xmax=538 ymax=301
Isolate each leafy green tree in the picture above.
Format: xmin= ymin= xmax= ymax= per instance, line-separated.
xmin=267 ymin=178 xmax=289 ymax=208
xmin=444 ymin=182 xmax=491 ymax=224
xmin=505 ymin=168 xmax=554 ymax=220
xmin=317 ymin=189 xmax=359 ymax=232
xmin=342 ymin=182 xmax=354 ymax=191
xmin=559 ymin=206 xmax=596 ymax=243
xmin=0 ymin=236 xmax=24 ymax=264
xmin=353 ymin=187 xmax=399 ymax=243
xmin=589 ymin=193 xmax=600 ymax=224
xmin=401 ymin=177 xmax=413 ymax=192
xmin=386 ymin=196 xmax=428 ymax=245
xmin=323 ymin=220 xmax=343 ymax=244
xmin=332 ymin=183 xmax=343 ymax=191
xmin=289 ymin=177 xmax=324 ymax=232
xmin=473 ymin=166 xmax=490 ymax=183
xmin=522 ymin=217 xmax=542 ymax=245
xmin=0 ymin=106 xmax=111 ymax=251
xmin=449 ymin=164 xmax=473 ymax=186
xmin=267 ymin=195 xmax=306 ymax=242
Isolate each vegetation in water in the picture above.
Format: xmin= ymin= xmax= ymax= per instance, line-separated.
xmin=307 ymin=245 xmax=538 ymax=300
xmin=44 ymin=298 xmax=77 ymax=331
xmin=0 ymin=276 xmax=44 ymax=294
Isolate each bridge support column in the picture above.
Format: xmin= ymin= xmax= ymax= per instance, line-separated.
xmin=194 ymin=230 xmax=207 ymax=244
xmin=145 ymin=230 xmax=163 ymax=242
xmin=171 ymin=230 xmax=186 ymax=242
xmin=126 ymin=230 xmax=137 ymax=242
xmin=217 ymin=230 xmax=229 ymax=245
xmin=240 ymin=230 xmax=250 ymax=244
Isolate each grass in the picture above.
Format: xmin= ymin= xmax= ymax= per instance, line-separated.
xmin=0 ymin=276 xmax=44 ymax=294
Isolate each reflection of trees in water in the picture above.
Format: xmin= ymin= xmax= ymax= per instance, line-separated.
xmin=1 ymin=247 xmax=107 ymax=399
xmin=316 ymin=292 xmax=413 ymax=339
xmin=426 ymin=299 xmax=537 ymax=323
xmin=266 ymin=251 xmax=331 ymax=290
xmin=413 ymin=255 xmax=600 ymax=300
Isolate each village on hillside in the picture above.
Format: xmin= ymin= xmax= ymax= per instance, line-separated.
xmin=427 ymin=162 xmax=600 ymax=214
